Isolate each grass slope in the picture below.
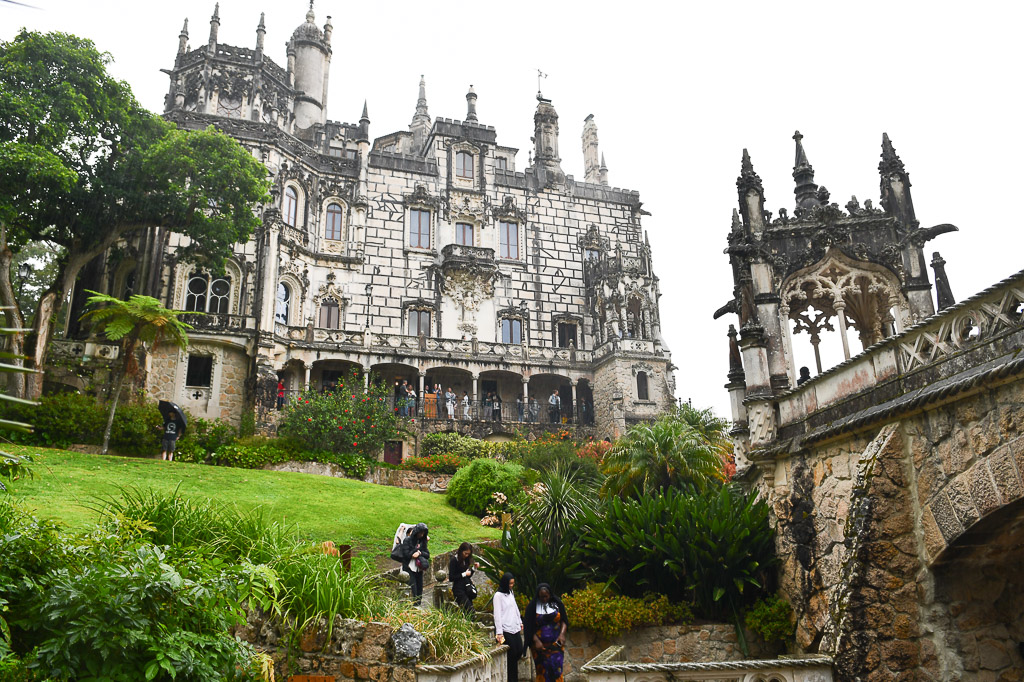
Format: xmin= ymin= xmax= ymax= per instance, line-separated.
xmin=5 ymin=444 xmax=498 ymax=557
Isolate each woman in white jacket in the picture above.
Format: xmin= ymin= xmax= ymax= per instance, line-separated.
xmin=493 ymin=572 xmax=524 ymax=682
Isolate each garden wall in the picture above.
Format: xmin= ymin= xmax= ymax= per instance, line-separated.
xmin=558 ymin=623 xmax=775 ymax=677
xmin=364 ymin=468 xmax=453 ymax=494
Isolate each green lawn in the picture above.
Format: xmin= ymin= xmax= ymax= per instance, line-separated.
xmin=5 ymin=445 xmax=498 ymax=558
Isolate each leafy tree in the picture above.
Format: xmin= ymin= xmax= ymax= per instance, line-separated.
xmin=600 ymin=403 xmax=732 ymax=499
xmin=0 ymin=30 xmax=269 ymax=398
xmin=79 ymin=292 xmax=192 ymax=455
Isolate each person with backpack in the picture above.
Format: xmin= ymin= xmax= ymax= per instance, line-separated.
xmin=392 ymin=523 xmax=430 ymax=605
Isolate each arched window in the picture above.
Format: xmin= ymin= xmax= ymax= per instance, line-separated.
xmin=325 ymin=203 xmax=344 ymax=240
xmin=284 ymin=187 xmax=298 ymax=227
xmin=636 ymin=372 xmax=649 ymax=401
xmin=319 ymin=299 xmax=340 ymax=329
xmin=456 ymin=222 xmax=474 ymax=246
xmin=185 ymin=273 xmax=231 ymax=314
xmin=275 ymin=283 xmax=291 ymax=324
xmin=455 ymin=151 xmax=474 ymax=179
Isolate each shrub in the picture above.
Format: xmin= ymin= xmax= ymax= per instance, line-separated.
xmin=109 ymin=402 xmax=163 ymax=456
xmin=576 ymin=485 xmax=776 ymax=648
xmin=744 ymin=595 xmax=794 ymax=643
xmin=278 ymin=372 xmax=403 ymax=460
xmin=576 ymin=440 xmax=612 ymax=462
xmin=401 ymin=453 xmax=469 ymax=475
xmin=478 ymin=511 xmax=586 ymax=600
xmin=445 ymin=459 xmax=524 ymax=517
xmin=420 ymin=432 xmax=468 ymax=458
xmin=563 ymin=584 xmax=692 ymax=639
xmin=18 ymin=393 xmax=104 ymax=448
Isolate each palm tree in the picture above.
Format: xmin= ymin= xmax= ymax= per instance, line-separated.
xmin=80 ymin=291 xmax=192 ymax=455
xmin=600 ymin=403 xmax=732 ymax=499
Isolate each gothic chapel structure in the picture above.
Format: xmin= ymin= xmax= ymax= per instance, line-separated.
xmin=60 ymin=5 xmax=677 ymax=453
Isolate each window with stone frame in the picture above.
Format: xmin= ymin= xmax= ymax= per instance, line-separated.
xmin=325 ymin=202 xmax=344 ymax=241
xmin=275 ymin=283 xmax=291 ymax=325
xmin=556 ymin=321 xmax=578 ymax=349
xmin=495 ymin=156 xmax=508 ymax=171
xmin=407 ymin=309 xmax=432 ymax=337
xmin=328 ymin=147 xmax=344 ymax=158
xmin=636 ymin=371 xmax=649 ymax=401
xmin=499 ymin=221 xmax=519 ymax=260
xmin=318 ymin=299 xmax=341 ymax=329
xmin=455 ymin=151 xmax=474 ymax=179
xmin=584 ymin=248 xmax=601 ymax=262
xmin=344 ymin=148 xmax=358 ymax=160
xmin=456 ymin=222 xmax=474 ymax=246
xmin=409 ymin=209 xmax=431 ymax=249
xmin=284 ymin=186 xmax=299 ymax=227
xmin=185 ymin=355 xmax=213 ymax=388
xmin=185 ymin=273 xmax=231 ymax=314
xmin=501 ymin=317 xmax=523 ymax=344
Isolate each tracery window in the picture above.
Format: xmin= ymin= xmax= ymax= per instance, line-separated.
xmin=325 ymin=203 xmax=344 ymax=240
xmin=284 ymin=187 xmax=299 ymax=227
xmin=185 ymin=273 xmax=231 ymax=314
xmin=455 ymin=151 xmax=474 ymax=179
xmin=275 ymin=283 xmax=291 ymax=325
xmin=499 ymin=221 xmax=519 ymax=259
xmin=456 ymin=222 xmax=474 ymax=246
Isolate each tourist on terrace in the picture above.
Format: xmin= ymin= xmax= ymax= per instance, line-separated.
xmin=548 ymin=390 xmax=561 ymax=423
xmin=493 ymin=573 xmax=524 ymax=682
xmin=524 ymin=583 xmax=568 ymax=682
xmin=448 ymin=542 xmax=479 ymax=615
xmin=529 ymin=397 xmax=540 ymax=423
xmin=493 ymin=392 xmax=503 ymax=422
xmin=461 ymin=391 xmax=471 ymax=420
xmin=445 ymin=387 xmax=457 ymax=419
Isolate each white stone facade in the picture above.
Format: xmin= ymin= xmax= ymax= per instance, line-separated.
xmin=108 ymin=6 xmax=676 ymax=445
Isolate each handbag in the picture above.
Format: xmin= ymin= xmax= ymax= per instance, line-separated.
xmin=466 ymin=582 xmax=479 ymax=600
xmin=390 ymin=546 xmax=404 ymax=563
xmin=416 ymin=555 xmax=430 ymax=571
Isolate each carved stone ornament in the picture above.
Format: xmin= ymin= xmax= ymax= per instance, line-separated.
xmin=631 ymin=362 xmax=655 ymax=376
xmin=403 ymin=184 xmax=441 ymax=209
xmin=442 ymin=270 xmax=494 ymax=314
xmin=312 ymin=271 xmax=349 ymax=308
xmin=491 ymin=195 xmax=526 ymax=223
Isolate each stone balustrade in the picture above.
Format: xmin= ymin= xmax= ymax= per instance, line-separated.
xmin=580 ymin=645 xmax=833 ymax=682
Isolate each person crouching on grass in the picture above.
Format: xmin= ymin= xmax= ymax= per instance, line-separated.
xmin=161 ymin=413 xmax=181 ymax=461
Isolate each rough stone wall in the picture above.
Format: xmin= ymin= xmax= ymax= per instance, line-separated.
xmin=147 ymin=345 xmax=177 ymax=403
xmin=364 ymin=468 xmax=452 ymax=494
xmin=592 ymin=356 xmax=673 ymax=439
xmin=561 ymin=623 xmax=774 ymax=676
xmin=235 ymin=614 xmax=415 ymax=682
xmin=765 ymin=376 xmax=1024 ymax=681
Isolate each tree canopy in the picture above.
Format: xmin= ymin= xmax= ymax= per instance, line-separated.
xmin=0 ymin=29 xmax=270 ymax=397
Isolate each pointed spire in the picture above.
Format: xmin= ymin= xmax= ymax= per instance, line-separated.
xmin=465 ymin=85 xmax=478 ymax=122
xmin=415 ymin=75 xmax=429 ymax=118
xmin=306 ymin=0 xmax=316 ymax=23
xmin=208 ymin=3 xmax=220 ymax=52
xmin=177 ymin=18 xmax=189 ymax=56
xmin=358 ymin=100 xmax=370 ymax=141
xmin=599 ymin=152 xmax=609 ymax=186
xmin=255 ymin=12 xmax=266 ymax=56
xmin=792 ymin=130 xmax=820 ymax=210
xmin=931 ymin=252 xmax=955 ymax=311
xmin=879 ymin=132 xmax=906 ymax=175
xmin=410 ymin=76 xmax=431 ymax=153
xmin=736 ymin=149 xmax=763 ymax=194
xmin=731 ymin=208 xmax=741 ymax=231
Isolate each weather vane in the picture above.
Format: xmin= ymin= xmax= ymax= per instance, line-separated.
xmin=537 ymin=69 xmax=548 ymax=97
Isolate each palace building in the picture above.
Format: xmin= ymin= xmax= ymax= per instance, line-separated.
xmin=55 ymin=4 xmax=677 ymax=456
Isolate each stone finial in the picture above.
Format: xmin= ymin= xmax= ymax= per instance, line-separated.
xmin=177 ymin=18 xmax=189 ymax=56
xmin=879 ymin=132 xmax=905 ymax=175
xmin=324 ymin=15 xmax=333 ymax=43
xmin=465 ymin=85 xmax=478 ymax=122
xmin=727 ymin=324 xmax=745 ymax=383
xmin=306 ymin=0 xmax=315 ymax=23
xmin=599 ymin=152 xmax=609 ymax=186
xmin=358 ymin=100 xmax=370 ymax=141
xmin=931 ymin=252 xmax=956 ymax=311
xmin=792 ymin=130 xmax=820 ymax=210
xmin=208 ymin=3 xmax=220 ymax=52
xmin=255 ymin=13 xmax=266 ymax=55
xmin=737 ymin=149 xmax=763 ymax=194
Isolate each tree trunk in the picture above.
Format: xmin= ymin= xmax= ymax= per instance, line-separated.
xmin=101 ymin=364 xmax=128 ymax=456
xmin=0 ymin=224 xmax=26 ymax=398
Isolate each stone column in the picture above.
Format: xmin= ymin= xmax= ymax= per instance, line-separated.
xmin=303 ymin=364 xmax=311 ymax=391
xmin=522 ymin=379 xmax=529 ymax=400
xmin=472 ymin=374 xmax=479 ymax=418
xmin=835 ymin=302 xmax=852 ymax=361
xmin=258 ymin=223 xmax=281 ymax=336
xmin=570 ymin=380 xmax=577 ymax=421
xmin=779 ymin=303 xmax=797 ymax=387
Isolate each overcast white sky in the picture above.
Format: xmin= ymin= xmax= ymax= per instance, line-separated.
xmin=4 ymin=1 xmax=1022 ymax=418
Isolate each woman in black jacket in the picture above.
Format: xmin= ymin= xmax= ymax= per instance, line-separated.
xmin=399 ymin=523 xmax=429 ymax=605
xmin=447 ymin=542 xmax=479 ymax=614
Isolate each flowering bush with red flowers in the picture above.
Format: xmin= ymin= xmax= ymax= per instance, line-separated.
xmin=576 ymin=440 xmax=613 ymax=463
xmin=278 ymin=369 xmax=404 ymax=460
xmin=400 ymin=453 xmax=469 ymax=475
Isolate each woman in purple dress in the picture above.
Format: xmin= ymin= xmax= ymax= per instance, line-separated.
xmin=523 ymin=583 xmax=569 ymax=682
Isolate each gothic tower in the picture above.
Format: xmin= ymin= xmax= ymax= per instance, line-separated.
xmin=288 ymin=4 xmax=332 ymax=132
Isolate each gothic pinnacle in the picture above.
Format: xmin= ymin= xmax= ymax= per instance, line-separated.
xmin=792 ymin=130 xmax=820 ymax=209
xmin=879 ymin=132 xmax=906 ymax=174
xmin=416 ymin=75 xmax=428 ymax=116
xmin=361 ymin=100 xmax=369 ymax=121
xmin=737 ymin=149 xmax=763 ymax=194
xmin=793 ymin=130 xmax=809 ymax=168
xmin=466 ymin=85 xmax=478 ymax=122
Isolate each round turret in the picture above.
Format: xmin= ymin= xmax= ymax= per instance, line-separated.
xmin=289 ymin=4 xmax=332 ymax=131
